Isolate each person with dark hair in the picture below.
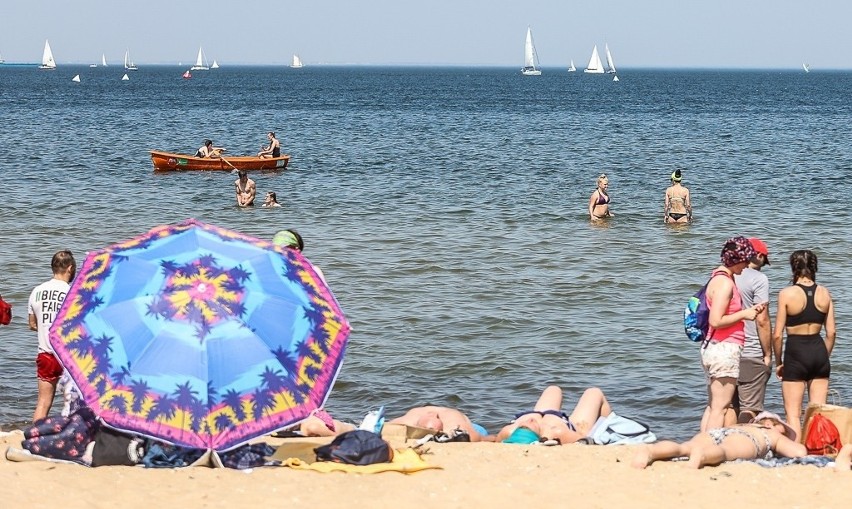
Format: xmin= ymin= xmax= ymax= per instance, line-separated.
xmin=262 ymin=191 xmax=281 ymax=208
xmin=195 ymin=139 xmax=224 ymax=158
xmin=664 ymin=169 xmax=691 ymax=223
xmin=234 ymin=170 xmax=256 ymax=207
xmin=772 ymin=249 xmax=835 ymax=440
xmin=700 ymin=237 xmax=766 ymax=432
xmin=28 ymin=250 xmax=76 ymax=421
xmin=257 ymin=131 xmax=280 ymax=158
xmin=733 ymin=238 xmax=773 ymax=423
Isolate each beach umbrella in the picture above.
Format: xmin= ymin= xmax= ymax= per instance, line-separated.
xmin=48 ymin=219 xmax=350 ymax=452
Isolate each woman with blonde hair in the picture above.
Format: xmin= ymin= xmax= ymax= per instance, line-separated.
xmin=588 ymin=174 xmax=613 ymax=220
xmin=772 ymin=249 xmax=836 ymax=440
xmin=664 ymin=169 xmax=691 ymax=223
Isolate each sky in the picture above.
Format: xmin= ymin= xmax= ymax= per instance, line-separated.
xmin=2 ymin=0 xmax=851 ymax=69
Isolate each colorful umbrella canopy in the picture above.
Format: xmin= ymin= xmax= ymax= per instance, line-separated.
xmin=49 ymin=219 xmax=350 ymax=451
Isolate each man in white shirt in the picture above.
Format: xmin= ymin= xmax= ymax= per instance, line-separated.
xmin=28 ymin=250 xmax=76 ymax=421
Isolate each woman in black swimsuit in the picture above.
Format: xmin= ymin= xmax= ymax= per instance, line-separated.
xmin=772 ymin=249 xmax=836 ymax=440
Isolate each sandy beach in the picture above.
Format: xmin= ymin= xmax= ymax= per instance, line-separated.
xmin=1 ymin=430 xmax=847 ymax=509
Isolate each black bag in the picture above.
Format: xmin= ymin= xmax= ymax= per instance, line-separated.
xmin=314 ymin=430 xmax=392 ymax=465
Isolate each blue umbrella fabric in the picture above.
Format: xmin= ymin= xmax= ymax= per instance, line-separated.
xmin=48 ymin=219 xmax=350 ymax=451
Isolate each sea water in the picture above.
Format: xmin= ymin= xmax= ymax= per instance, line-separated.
xmin=0 ymin=66 xmax=850 ymax=441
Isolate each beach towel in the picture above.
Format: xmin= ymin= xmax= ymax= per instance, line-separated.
xmin=21 ymin=406 xmax=98 ymax=464
xmin=585 ymin=412 xmax=657 ymax=445
xmin=282 ymin=448 xmax=440 ymax=474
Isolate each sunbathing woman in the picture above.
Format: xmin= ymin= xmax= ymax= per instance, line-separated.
xmin=389 ymin=406 xmax=488 ymax=442
xmin=496 ymin=386 xmax=612 ymax=445
xmin=631 ymin=411 xmax=806 ymax=469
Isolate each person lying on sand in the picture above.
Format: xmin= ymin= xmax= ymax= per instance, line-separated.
xmin=631 ymin=411 xmax=806 ymax=469
xmin=495 ymin=386 xmax=612 ymax=445
xmin=389 ymin=406 xmax=489 ymax=442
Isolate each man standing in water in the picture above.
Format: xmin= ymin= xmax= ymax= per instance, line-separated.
xmin=28 ymin=250 xmax=76 ymax=421
xmin=234 ymin=170 xmax=256 ymax=207
xmin=734 ymin=238 xmax=772 ymax=422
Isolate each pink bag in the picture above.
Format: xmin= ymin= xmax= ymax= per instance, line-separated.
xmin=0 ymin=294 xmax=11 ymax=325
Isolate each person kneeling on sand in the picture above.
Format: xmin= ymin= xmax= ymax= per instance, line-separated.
xmin=631 ymin=411 xmax=806 ymax=469
xmin=495 ymin=386 xmax=612 ymax=445
xmin=389 ymin=406 xmax=489 ymax=442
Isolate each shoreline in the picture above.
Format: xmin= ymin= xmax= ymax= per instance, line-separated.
xmin=1 ymin=431 xmax=848 ymax=509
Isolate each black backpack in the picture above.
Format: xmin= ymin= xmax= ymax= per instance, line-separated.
xmin=314 ymin=430 xmax=392 ymax=465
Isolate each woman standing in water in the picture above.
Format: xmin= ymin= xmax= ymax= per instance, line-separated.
xmin=772 ymin=249 xmax=836 ymax=440
xmin=588 ymin=174 xmax=612 ymax=220
xmin=664 ymin=169 xmax=691 ymax=223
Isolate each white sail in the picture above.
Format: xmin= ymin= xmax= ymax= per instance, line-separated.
xmin=802 ymin=63 xmax=810 ymax=73
xmin=71 ymin=74 xmax=80 ymax=82
xmin=613 ymin=75 xmax=619 ymax=82
xmin=521 ymin=27 xmax=541 ymax=76
xmin=584 ymin=45 xmax=604 ymax=73
xmin=191 ymin=47 xmax=209 ymax=70
xmin=102 ymin=54 xmax=107 ymax=66
xmin=211 ymin=60 xmax=219 ymax=69
xmin=290 ymin=54 xmax=303 ymax=68
xmin=121 ymin=73 xmax=129 ymax=81
xmin=568 ymin=59 xmax=576 ymax=72
xmin=605 ymin=44 xmax=617 ymax=74
xmin=39 ymin=40 xmax=56 ymax=69
xmin=124 ymin=49 xmax=138 ymax=71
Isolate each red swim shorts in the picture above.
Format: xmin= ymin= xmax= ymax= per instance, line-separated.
xmin=36 ymin=352 xmax=63 ymax=382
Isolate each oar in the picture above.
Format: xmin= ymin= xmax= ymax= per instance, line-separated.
xmin=220 ymin=156 xmax=239 ymax=172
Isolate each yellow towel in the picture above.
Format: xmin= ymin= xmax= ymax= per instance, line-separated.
xmin=282 ymin=448 xmax=441 ymax=474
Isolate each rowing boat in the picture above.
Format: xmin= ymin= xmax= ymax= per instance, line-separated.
xmin=149 ymin=150 xmax=290 ymax=171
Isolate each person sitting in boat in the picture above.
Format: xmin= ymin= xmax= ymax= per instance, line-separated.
xmin=196 ymin=139 xmax=224 ymax=158
xmin=588 ymin=173 xmax=613 ymax=220
xmin=257 ymin=132 xmax=280 ymax=159
xmin=262 ymin=191 xmax=281 ymax=208
xmin=234 ymin=170 xmax=256 ymax=207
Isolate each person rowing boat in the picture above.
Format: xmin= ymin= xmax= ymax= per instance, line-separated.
xmin=196 ymin=139 xmax=226 ymax=158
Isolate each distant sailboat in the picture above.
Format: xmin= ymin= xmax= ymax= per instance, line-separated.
xmin=71 ymin=74 xmax=80 ymax=83
xmin=0 ymin=52 xmax=5 ymax=64
xmin=802 ymin=63 xmax=810 ymax=73
xmin=191 ymin=47 xmax=209 ymax=70
xmin=290 ymin=54 xmax=304 ymax=68
xmin=124 ymin=49 xmax=138 ymax=71
xmin=89 ymin=63 xmax=97 ymax=68
xmin=568 ymin=59 xmax=576 ymax=72
xmin=39 ymin=40 xmax=57 ymax=70
xmin=605 ymin=44 xmax=617 ymax=74
xmin=613 ymin=75 xmax=619 ymax=82
xmin=584 ymin=45 xmax=604 ymax=73
xmin=102 ymin=54 xmax=108 ymax=66
xmin=211 ymin=60 xmax=219 ymax=69
xmin=182 ymin=69 xmax=192 ymax=79
xmin=122 ymin=73 xmax=129 ymax=81
xmin=521 ymin=27 xmax=541 ymax=76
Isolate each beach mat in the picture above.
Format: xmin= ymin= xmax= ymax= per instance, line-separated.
xmin=281 ymin=447 xmax=441 ymax=474
xmin=381 ymin=423 xmax=434 ymax=443
xmin=269 ymin=440 xmax=328 ymax=463
xmin=5 ymin=446 xmax=83 ymax=466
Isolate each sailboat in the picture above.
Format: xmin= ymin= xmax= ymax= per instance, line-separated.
xmin=102 ymin=54 xmax=108 ymax=66
xmin=182 ymin=69 xmax=192 ymax=79
xmin=584 ymin=45 xmax=604 ymax=73
xmin=39 ymin=40 xmax=56 ymax=70
xmin=211 ymin=60 xmax=219 ymax=69
xmin=290 ymin=54 xmax=303 ymax=68
xmin=802 ymin=63 xmax=810 ymax=73
xmin=0 ymin=52 xmax=5 ymax=64
xmin=521 ymin=27 xmax=542 ymax=76
xmin=121 ymin=73 xmax=129 ymax=81
xmin=124 ymin=49 xmax=138 ymax=71
xmin=191 ymin=47 xmax=209 ymax=70
xmin=605 ymin=44 xmax=617 ymax=74
xmin=568 ymin=60 xmax=576 ymax=72
xmin=71 ymin=74 xmax=81 ymax=83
